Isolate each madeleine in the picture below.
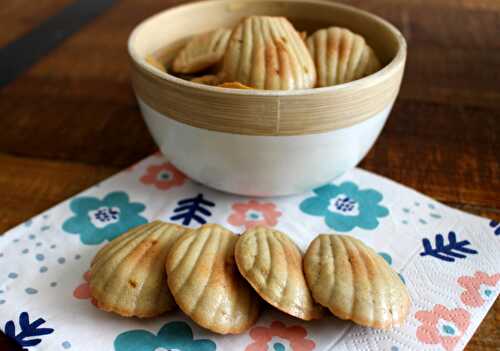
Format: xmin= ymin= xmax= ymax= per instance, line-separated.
xmin=222 ymin=16 xmax=316 ymax=90
xmin=307 ymin=27 xmax=381 ymax=87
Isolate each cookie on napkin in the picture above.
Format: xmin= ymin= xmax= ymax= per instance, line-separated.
xmin=166 ymin=224 xmax=261 ymax=334
xmin=235 ymin=226 xmax=323 ymax=320
xmin=172 ymin=28 xmax=232 ymax=74
xmin=90 ymin=221 xmax=189 ymax=318
xmin=304 ymin=234 xmax=411 ymax=329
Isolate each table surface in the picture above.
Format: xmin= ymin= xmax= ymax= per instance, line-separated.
xmin=0 ymin=0 xmax=498 ymax=349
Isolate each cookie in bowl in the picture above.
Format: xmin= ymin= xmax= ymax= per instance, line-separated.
xmin=172 ymin=28 xmax=232 ymax=74
xmin=221 ymin=16 xmax=316 ymax=90
xmin=307 ymin=27 xmax=381 ymax=87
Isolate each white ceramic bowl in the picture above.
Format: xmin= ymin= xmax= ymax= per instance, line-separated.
xmin=128 ymin=0 xmax=406 ymax=196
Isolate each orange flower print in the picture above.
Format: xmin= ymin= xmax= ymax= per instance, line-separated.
xmin=245 ymin=321 xmax=315 ymax=351
xmin=228 ymin=200 xmax=282 ymax=230
xmin=73 ymin=271 xmax=97 ymax=306
xmin=458 ymin=271 xmax=500 ymax=308
xmin=140 ymin=162 xmax=186 ymax=190
xmin=416 ymin=304 xmax=470 ymax=351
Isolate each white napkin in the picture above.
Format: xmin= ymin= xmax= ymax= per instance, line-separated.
xmin=1 ymin=153 xmax=498 ymax=351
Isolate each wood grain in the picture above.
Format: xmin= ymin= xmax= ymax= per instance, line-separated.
xmin=0 ymin=0 xmax=73 ymax=47
xmin=0 ymin=0 xmax=498 ymax=349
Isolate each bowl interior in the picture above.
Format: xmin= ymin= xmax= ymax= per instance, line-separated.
xmin=129 ymin=0 xmax=403 ymax=80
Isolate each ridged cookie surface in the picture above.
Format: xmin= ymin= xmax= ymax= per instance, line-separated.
xmin=166 ymin=224 xmax=260 ymax=334
xmin=307 ymin=27 xmax=381 ymax=87
xmin=222 ymin=16 xmax=316 ymax=90
xmin=235 ymin=227 xmax=323 ymax=320
xmin=90 ymin=221 xmax=188 ymax=317
xmin=172 ymin=28 xmax=232 ymax=74
xmin=304 ymin=234 xmax=410 ymax=329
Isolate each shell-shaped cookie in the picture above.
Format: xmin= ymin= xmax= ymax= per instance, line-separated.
xmin=222 ymin=16 xmax=316 ymax=90
xmin=90 ymin=221 xmax=189 ymax=318
xmin=304 ymin=234 xmax=410 ymax=329
xmin=307 ymin=27 xmax=381 ymax=87
xmin=172 ymin=28 xmax=232 ymax=74
xmin=166 ymin=224 xmax=260 ymax=334
xmin=235 ymin=227 xmax=323 ymax=320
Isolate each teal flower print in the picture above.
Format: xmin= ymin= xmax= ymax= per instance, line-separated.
xmin=300 ymin=182 xmax=389 ymax=232
xmin=114 ymin=321 xmax=216 ymax=351
xmin=62 ymin=192 xmax=147 ymax=245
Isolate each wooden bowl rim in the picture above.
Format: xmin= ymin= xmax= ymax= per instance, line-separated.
xmin=128 ymin=0 xmax=407 ymax=97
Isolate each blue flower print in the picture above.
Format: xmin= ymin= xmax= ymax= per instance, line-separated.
xmin=300 ymin=182 xmax=389 ymax=232
xmin=62 ymin=192 xmax=147 ymax=245
xmin=114 ymin=321 xmax=216 ymax=351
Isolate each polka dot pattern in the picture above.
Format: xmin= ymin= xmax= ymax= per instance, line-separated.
xmin=62 ymin=341 xmax=72 ymax=349
xmin=25 ymin=288 xmax=38 ymax=295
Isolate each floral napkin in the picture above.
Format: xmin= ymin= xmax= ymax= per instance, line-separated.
xmin=1 ymin=153 xmax=499 ymax=351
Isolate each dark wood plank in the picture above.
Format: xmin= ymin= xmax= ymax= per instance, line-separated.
xmin=0 ymin=0 xmax=117 ymax=87
xmin=360 ymin=100 xmax=500 ymax=209
xmin=0 ymin=0 xmax=73 ymax=47
xmin=0 ymin=154 xmax=118 ymax=232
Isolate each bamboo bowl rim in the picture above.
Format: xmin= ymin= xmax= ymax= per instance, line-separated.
xmin=128 ymin=0 xmax=407 ymax=97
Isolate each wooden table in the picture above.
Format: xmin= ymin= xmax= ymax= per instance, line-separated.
xmin=0 ymin=0 xmax=498 ymax=349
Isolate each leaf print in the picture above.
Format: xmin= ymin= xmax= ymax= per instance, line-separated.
xmin=170 ymin=194 xmax=215 ymax=226
xmin=420 ymin=232 xmax=478 ymax=262
xmin=4 ymin=312 xmax=54 ymax=350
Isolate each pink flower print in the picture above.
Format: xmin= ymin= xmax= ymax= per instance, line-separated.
xmin=140 ymin=162 xmax=186 ymax=190
xmin=228 ymin=200 xmax=282 ymax=230
xmin=246 ymin=321 xmax=315 ymax=351
xmin=458 ymin=271 xmax=500 ymax=308
xmin=73 ymin=271 xmax=97 ymax=306
xmin=415 ymin=304 xmax=470 ymax=351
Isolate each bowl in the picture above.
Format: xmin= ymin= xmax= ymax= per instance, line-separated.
xmin=128 ymin=0 xmax=406 ymax=197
